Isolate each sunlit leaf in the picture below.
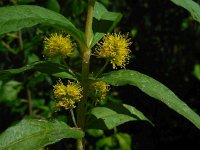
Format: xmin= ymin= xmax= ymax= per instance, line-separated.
xmin=99 ymin=69 xmax=200 ymax=129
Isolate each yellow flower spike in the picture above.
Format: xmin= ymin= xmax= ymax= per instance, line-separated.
xmin=95 ymin=33 xmax=132 ymax=69
xmin=53 ymin=80 xmax=83 ymax=110
xmin=65 ymin=81 xmax=83 ymax=102
xmin=53 ymin=81 xmax=68 ymax=99
xmin=90 ymin=81 xmax=110 ymax=102
xmin=43 ymin=33 xmax=75 ymax=58
xmin=55 ymin=98 xmax=76 ymax=110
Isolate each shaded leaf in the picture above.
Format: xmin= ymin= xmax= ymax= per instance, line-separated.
xmin=171 ymin=0 xmax=200 ymax=23
xmin=93 ymin=2 xmax=122 ymax=33
xmin=91 ymin=32 xmax=105 ymax=48
xmin=0 ymin=5 xmax=86 ymax=46
xmin=0 ymin=61 xmax=75 ymax=80
xmin=87 ymin=103 xmax=152 ymax=130
xmin=193 ymin=64 xmax=200 ymax=80
xmin=115 ymin=133 xmax=132 ymax=150
xmin=47 ymin=0 xmax=60 ymax=13
xmin=0 ymin=80 xmax=22 ymax=102
xmin=0 ymin=119 xmax=84 ymax=150
xmin=99 ymin=69 xmax=200 ymax=129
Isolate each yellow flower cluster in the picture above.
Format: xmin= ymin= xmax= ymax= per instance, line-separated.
xmin=43 ymin=33 xmax=75 ymax=58
xmin=90 ymin=81 xmax=110 ymax=103
xmin=95 ymin=33 xmax=131 ymax=69
xmin=53 ymin=80 xmax=83 ymax=110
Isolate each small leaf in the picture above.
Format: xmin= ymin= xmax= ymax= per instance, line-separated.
xmin=0 ymin=119 xmax=84 ymax=150
xmin=0 ymin=5 xmax=86 ymax=46
xmin=115 ymin=133 xmax=132 ymax=150
xmin=86 ymin=129 xmax=104 ymax=137
xmin=93 ymin=2 xmax=122 ymax=33
xmin=171 ymin=0 xmax=200 ymax=23
xmin=46 ymin=0 xmax=60 ymax=13
xmin=99 ymin=69 xmax=200 ymax=129
xmin=87 ymin=103 xmax=152 ymax=130
xmin=91 ymin=32 xmax=105 ymax=48
xmin=193 ymin=64 xmax=200 ymax=80
xmin=0 ymin=61 xmax=75 ymax=80
xmin=0 ymin=80 xmax=22 ymax=102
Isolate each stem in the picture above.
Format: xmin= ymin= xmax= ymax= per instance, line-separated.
xmin=27 ymin=89 xmax=32 ymax=115
xmin=95 ymin=60 xmax=109 ymax=78
xmin=70 ymin=110 xmax=78 ymax=128
xmin=18 ymin=30 xmax=23 ymax=51
xmin=77 ymin=0 xmax=95 ymax=150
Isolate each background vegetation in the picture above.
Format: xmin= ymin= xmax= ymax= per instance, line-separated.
xmin=0 ymin=0 xmax=200 ymax=149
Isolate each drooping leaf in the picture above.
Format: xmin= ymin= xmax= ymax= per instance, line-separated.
xmin=93 ymin=2 xmax=122 ymax=33
xmin=0 ymin=5 xmax=86 ymax=46
xmin=87 ymin=103 xmax=152 ymax=130
xmin=0 ymin=61 xmax=75 ymax=80
xmin=0 ymin=119 xmax=84 ymax=150
xmin=99 ymin=69 xmax=200 ymax=129
xmin=171 ymin=0 xmax=200 ymax=23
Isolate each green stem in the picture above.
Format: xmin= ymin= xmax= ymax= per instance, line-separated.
xmin=77 ymin=0 xmax=95 ymax=150
xmin=70 ymin=109 xmax=78 ymax=128
xmin=27 ymin=89 xmax=32 ymax=115
xmin=95 ymin=60 xmax=109 ymax=78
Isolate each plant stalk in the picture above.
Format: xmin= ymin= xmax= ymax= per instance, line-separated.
xmin=76 ymin=0 xmax=95 ymax=150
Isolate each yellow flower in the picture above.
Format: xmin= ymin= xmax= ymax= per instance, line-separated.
xmin=55 ymin=98 xmax=76 ymax=110
xmin=95 ymin=33 xmax=131 ymax=69
xmin=90 ymin=81 xmax=110 ymax=103
xmin=65 ymin=81 xmax=83 ymax=102
xmin=53 ymin=81 xmax=68 ymax=99
xmin=43 ymin=33 xmax=75 ymax=58
xmin=53 ymin=80 xmax=83 ymax=110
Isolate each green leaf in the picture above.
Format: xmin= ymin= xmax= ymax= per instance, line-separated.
xmin=0 ymin=119 xmax=84 ymax=150
xmin=93 ymin=2 xmax=122 ymax=33
xmin=0 ymin=80 xmax=22 ymax=102
xmin=99 ymin=69 xmax=200 ymax=129
xmin=86 ymin=129 xmax=104 ymax=137
xmin=0 ymin=5 xmax=86 ymax=46
xmin=0 ymin=61 xmax=75 ymax=80
xmin=171 ymin=0 xmax=200 ymax=23
xmin=115 ymin=133 xmax=132 ymax=150
xmin=87 ymin=103 xmax=152 ymax=130
xmin=96 ymin=136 xmax=116 ymax=148
xmin=47 ymin=0 xmax=60 ymax=13
xmin=193 ymin=64 xmax=200 ymax=80
xmin=91 ymin=32 xmax=105 ymax=48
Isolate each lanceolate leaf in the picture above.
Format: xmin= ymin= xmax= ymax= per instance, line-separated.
xmin=171 ymin=0 xmax=200 ymax=23
xmin=0 ymin=119 xmax=84 ymax=150
xmin=87 ymin=103 xmax=152 ymax=130
xmin=0 ymin=61 xmax=75 ymax=80
xmin=0 ymin=5 xmax=86 ymax=46
xmin=99 ymin=69 xmax=200 ymax=129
